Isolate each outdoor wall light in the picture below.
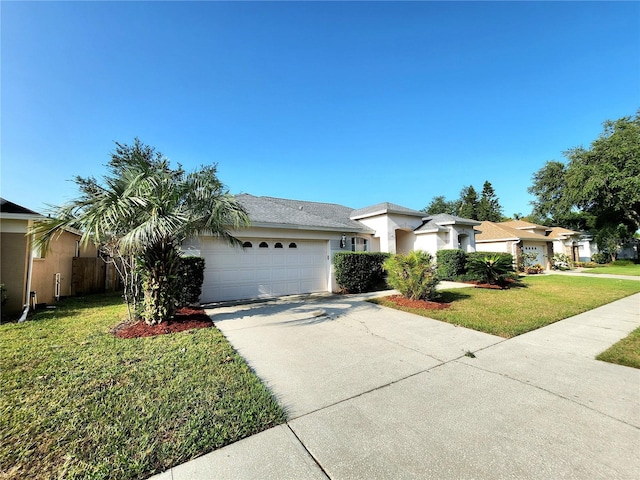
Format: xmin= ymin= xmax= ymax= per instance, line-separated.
xmin=340 ymin=233 xmax=347 ymax=249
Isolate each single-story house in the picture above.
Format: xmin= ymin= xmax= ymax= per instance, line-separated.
xmin=475 ymin=220 xmax=553 ymax=270
xmin=1 ymin=199 xmax=44 ymax=317
xmin=193 ymin=194 xmax=480 ymax=303
xmin=548 ymin=226 xmax=582 ymax=262
xmin=1 ymin=198 xmax=98 ymax=320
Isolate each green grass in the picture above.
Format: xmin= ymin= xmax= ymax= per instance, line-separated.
xmin=371 ymin=275 xmax=640 ymax=338
xmin=596 ymin=327 xmax=640 ymax=369
xmin=0 ymin=293 xmax=286 ymax=480
xmin=581 ymin=264 xmax=640 ymax=276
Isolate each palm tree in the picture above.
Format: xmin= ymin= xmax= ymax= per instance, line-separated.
xmin=32 ymin=139 xmax=249 ymax=325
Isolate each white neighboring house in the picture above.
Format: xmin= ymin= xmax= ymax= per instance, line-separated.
xmin=475 ymin=220 xmax=553 ymax=270
xmin=192 ymin=195 xmax=480 ymax=303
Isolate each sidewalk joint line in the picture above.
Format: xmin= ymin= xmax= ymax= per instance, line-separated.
xmin=286 ymin=424 xmax=332 ymax=479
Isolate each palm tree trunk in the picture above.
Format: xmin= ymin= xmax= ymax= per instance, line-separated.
xmin=141 ymin=242 xmax=181 ymax=325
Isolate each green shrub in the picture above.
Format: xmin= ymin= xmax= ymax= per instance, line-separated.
xmin=383 ymin=250 xmax=440 ymax=301
xmin=467 ymin=253 xmax=515 ymax=286
xmin=176 ymin=256 xmax=206 ymax=306
xmin=334 ymin=252 xmax=390 ymax=293
xmin=611 ymin=259 xmax=636 ymax=266
xmin=592 ymin=252 xmax=609 ymax=264
xmin=436 ymin=249 xmax=467 ymax=280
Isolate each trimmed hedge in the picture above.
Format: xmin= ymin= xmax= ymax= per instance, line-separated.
xmin=436 ymin=249 xmax=467 ymax=280
xmin=334 ymin=252 xmax=390 ymax=293
xmin=176 ymin=256 xmax=206 ymax=306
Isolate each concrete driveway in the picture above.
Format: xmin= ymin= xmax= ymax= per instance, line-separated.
xmin=154 ymin=291 xmax=640 ymax=479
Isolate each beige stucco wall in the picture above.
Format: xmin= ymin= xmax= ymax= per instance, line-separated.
xmin=0 ymin=232 xmax=30 ymax=315
xmin=31 ymin=231 xmax=97 ymax=305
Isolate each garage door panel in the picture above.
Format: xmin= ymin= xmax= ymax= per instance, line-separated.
xmin=200 ymin=238 xmax=328 ymax=302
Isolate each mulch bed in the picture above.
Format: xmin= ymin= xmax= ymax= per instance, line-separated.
xmin=385 ymin=295 xmax=451 ymax=310
xmin=113 ymin=306 xmax=213 ymax=339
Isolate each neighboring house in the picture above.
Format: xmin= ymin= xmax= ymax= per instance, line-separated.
xmin=1 ymin=199 xmax=44 ymax=317
xmin=30 ymin=228 xmax=100 ymax=305
xmin=475 ymin=220 xmax=553 ymax=270
xmin=0 ymin=198 xmax=98 ymax=320
xmin=548 ymin=227 xmax=582 ymax=262
xmin=576 ymin=233 xmax=596 ymax=262
xmin=194 ymin=194 xmax=480 ymax=303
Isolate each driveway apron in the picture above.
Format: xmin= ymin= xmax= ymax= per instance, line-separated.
xmin=156 ymin=292 xmax=640 ymax=479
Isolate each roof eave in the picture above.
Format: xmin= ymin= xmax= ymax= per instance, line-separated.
xmin=247 ymin=221 xmax=375 ymax=234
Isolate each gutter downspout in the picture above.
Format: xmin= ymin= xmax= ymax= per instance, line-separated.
xmin=18 ymin=229 xmax=35 ymax=323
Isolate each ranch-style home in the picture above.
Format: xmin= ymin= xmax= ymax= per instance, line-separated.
xmin=1 ymin=198 xmax=100 ymax=320
xmin=475 ymin=220 xmax=554 ymax=270
xmin=191 ymin=194 xmax=480 ymax=303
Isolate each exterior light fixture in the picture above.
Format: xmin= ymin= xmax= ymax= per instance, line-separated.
xmin=340 ymin=233 xmax=347 ymax=249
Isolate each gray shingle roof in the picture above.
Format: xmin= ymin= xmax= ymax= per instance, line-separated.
xmin=236 ymin=194 xmax=374 ymax=232
xmin=0 ymin=198 xmax=41 ymax=216
xmin=420 ymin=213 xmax=481 ymax=226
xmin=413 ymin=214 xmax=480 ymax=233
xmin=350 ymin=202 xmax=424 ymax=220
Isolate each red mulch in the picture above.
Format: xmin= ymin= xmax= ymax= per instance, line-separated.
xmin=113 ymin=307 xmax=212 ymax=339
xmin=385 ymin=295 xmax=451 ymax=310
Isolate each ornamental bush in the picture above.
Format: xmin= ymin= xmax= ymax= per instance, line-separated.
xmin=333 ymin=252 xmax=390 ymax=293
xmin=383 ymin=250 xmax=440 ymax=301
xmin=591 ymin=252 xmax=609 ymax=264
xmin=466 ymin=253 xmax=514 ymax=286
xmin=176 ymin=256 xmax=206 ymax=306
xmin=436 ymin=249 xmax=467 ymax=280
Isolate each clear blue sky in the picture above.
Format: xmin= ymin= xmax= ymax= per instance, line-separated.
xmin=2 ymin=1 xmax=638 ymax=217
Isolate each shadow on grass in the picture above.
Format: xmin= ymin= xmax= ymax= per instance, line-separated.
xmin=28 ymin=292 xmax=126 ymax=322
xmin=436 ymin=290 xmax=472 ymax=303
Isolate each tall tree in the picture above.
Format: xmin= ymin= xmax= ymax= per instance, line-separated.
xmin=421 ymin=195 xmax=458 ymax=215
xmin=33 ymin=139 xmax=250 ymax=325
xmin=457 ymin=185 xmax=479 ymax=219
xmin=529 ymin=111 xmax=640 ymax=257
xmin=477 ymin=181 xmax=503 ymax=221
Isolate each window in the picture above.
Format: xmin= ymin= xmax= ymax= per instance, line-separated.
xmin=351 ymin=237 xmax=368 ymax=252
xmin=289 ymin=242 xmax=297 ymax=248
xmin=259 ymin=242 xmax=269 ymax=248
xmin=274 ymin=242 xmax=283 ymax=248
xmin=242 ymin=241 xmax=253 ymax=248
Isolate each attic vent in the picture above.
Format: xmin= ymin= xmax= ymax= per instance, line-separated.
xmin=299 ymin=206 xmax=303 ymax=210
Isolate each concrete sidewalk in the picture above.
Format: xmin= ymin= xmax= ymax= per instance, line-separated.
xmin=151 ymin=292 xmax=640 ymax=480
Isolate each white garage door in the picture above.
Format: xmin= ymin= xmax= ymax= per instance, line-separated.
xmin=523 ymin=244 xmax=545 ymax=266
xmin=200 ymin=238 xmax=329 ymax=302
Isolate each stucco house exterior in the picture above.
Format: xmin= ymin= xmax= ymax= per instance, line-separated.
xmin=1 ymin=199 xmax=44 ymax=317
xmin=475 ymin=220 xmax=553 ymax=270
xmin=1 ymin=198 xmax=98 ymax=320
xmin=194 ymin=194 xmax=480 ymax=303
xmin=548 ymin=227 xmax=582 ymax=262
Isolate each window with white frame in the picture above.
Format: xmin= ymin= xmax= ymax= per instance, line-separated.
xmin=351 ymin=237 xmax=368 ymax=252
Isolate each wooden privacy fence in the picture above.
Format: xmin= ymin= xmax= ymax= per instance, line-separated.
xmin=71 ymin=258 xmax=120 ymax=295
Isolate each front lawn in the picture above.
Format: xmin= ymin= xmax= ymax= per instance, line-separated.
xmin=596 ymin=327 xmax=640 ymax=369
xmin=371 ymin=275 xmax=640 ymax=338
xmin=581 ymin=263 xmax=640 ymax=276
xmin=0 ymin=294 xmax=286 ymax=480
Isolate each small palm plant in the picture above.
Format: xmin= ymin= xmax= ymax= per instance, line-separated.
xmin=467 ymin=253 xmax=514 ymax=286
xmin=383 ymin=250 xmax=440 ymax=301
